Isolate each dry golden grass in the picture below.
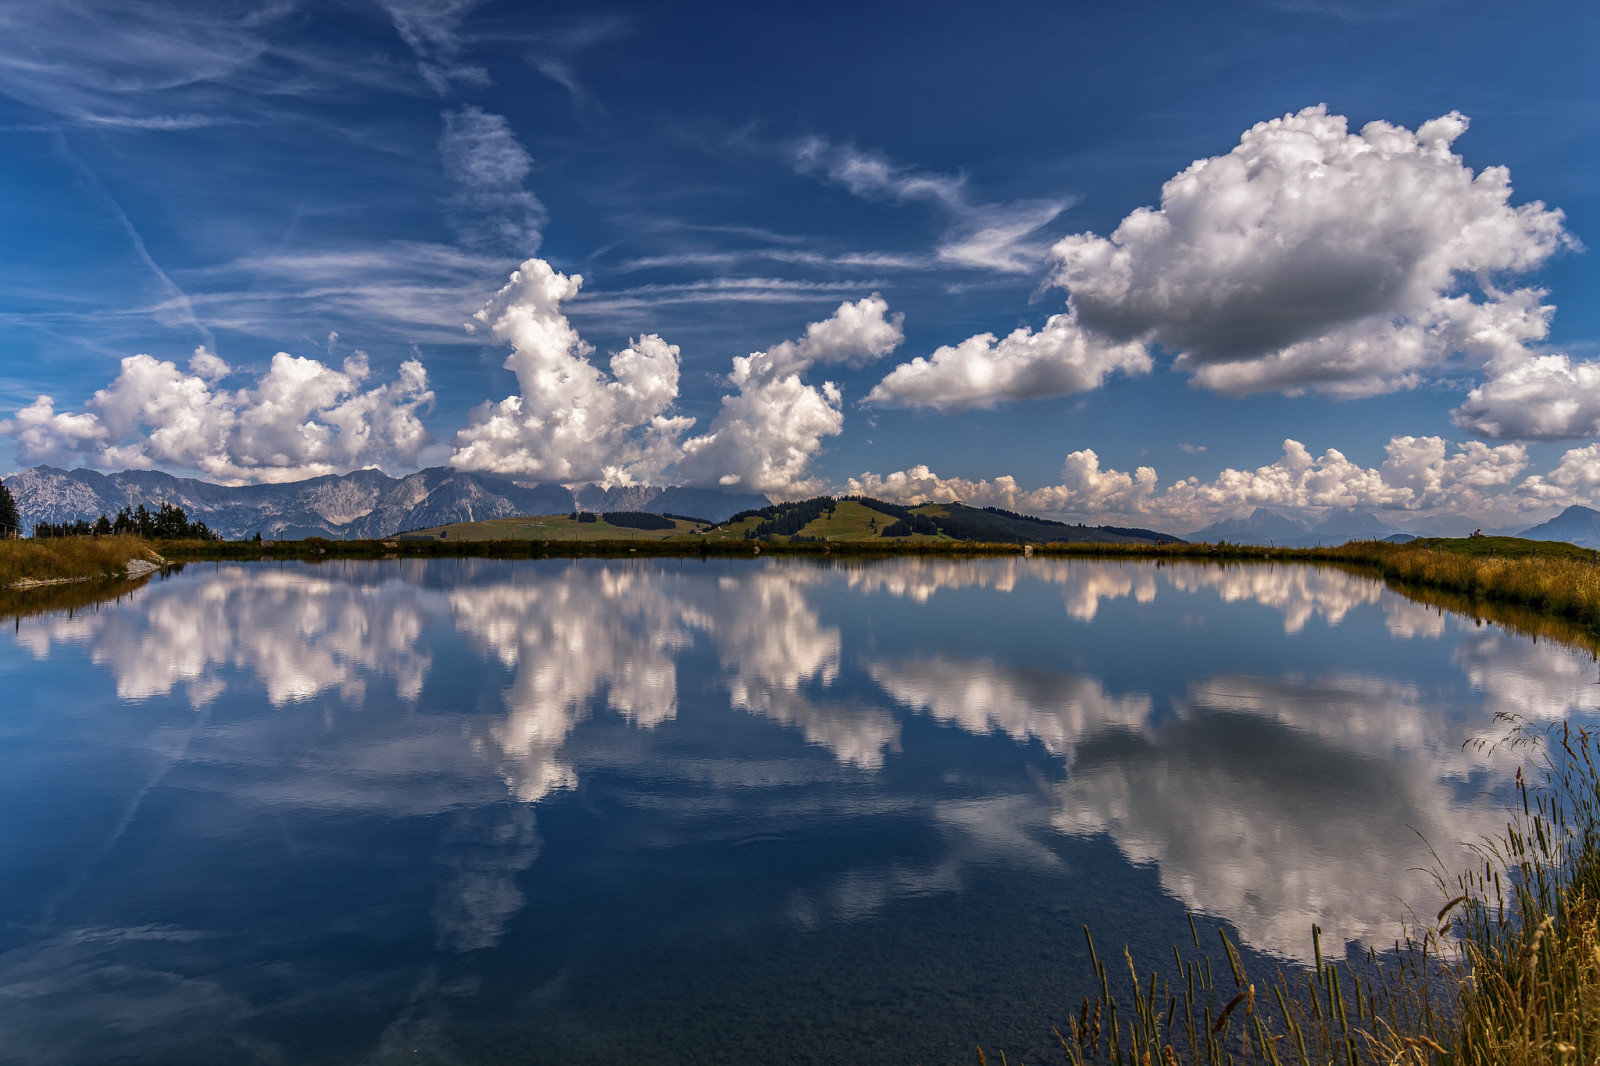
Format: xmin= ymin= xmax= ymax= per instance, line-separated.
xmin=0 ymin=535 xmax=158 ymax=586
xmin=1030 ymin=720 xmax=1600 ymax=1066
xmin=1356 ymin=545 xmax=1600 ymax=635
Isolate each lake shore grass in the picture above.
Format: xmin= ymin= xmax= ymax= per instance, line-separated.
xmin=0 ymin=534 xmax=160 ymax=588
xmin=1037 ymin=720 xmax=1600 ymax=1066
xmin=152 ymin=533 xmax=1600 ymax=647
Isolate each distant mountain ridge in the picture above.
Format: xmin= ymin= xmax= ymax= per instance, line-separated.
xmin=1186 ymin=506 xmax=1408 ymax=547
xmin=4 ymin=466 xmax=771 ymax=538
xmin=1518 ymin=505 xmax=1600 ymax=549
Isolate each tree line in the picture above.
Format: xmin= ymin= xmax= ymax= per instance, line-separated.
xmin=31 ymin=502 xmax=221 ymax=540
xmin=726 ymin=496 xmax=838 ymax=539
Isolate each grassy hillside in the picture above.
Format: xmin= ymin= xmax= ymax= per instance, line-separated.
xmin=397 ymin=513 xmax=707 ymax=542
xmin=1411 ymin=534 xmax=1599 ymax=560
xmin=699 ymin=498 xmax=947 ymax=543
xmin=915 ymin=503 xmax=1182 ymax=545
xmin=695 ymin=497 xmax=1182 ymax=545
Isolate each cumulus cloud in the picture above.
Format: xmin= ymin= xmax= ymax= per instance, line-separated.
xmin=2 ymin=347 xmax=434 ymax=485
xmin=439 ymin=106 xmax=545 ymax=254
xmin=791 ymin=138 xmax=1068 ymax=273
xmin=449 ymin=258 xmax=692 ymax=485
xmin=1050 ymin=105 xmax=1572 ymax=396
xmin=846 ymin=434 xmax=1550 ymax=532
xmin=866 ymin=106 xmax=1579 ymax=415
xmin=677 ymin=295 xmax=904 ymax=495
xmin=1454 ymin=352 xmax=1600 ymax=440
xmin=434 ymin=259 xmax=903 ymax=494
xmin=847 ymin=449 xmax=1160 ymax=520
xmin=864 ymin=310 xmax=1149 ymax=411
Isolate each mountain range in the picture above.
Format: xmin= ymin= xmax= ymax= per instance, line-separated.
xmin=1519 ymin=505 xmax=1600 ymax=549
xmin=1186 ymin=505 xmax=1600 ymax=547
xmin=1184 ymin=507 xmax=1415 ymax=547
xmin=10 ymin=465 xmax=1600 ymax=547
xmin=3 ymin=466 xmax=771 ymax=539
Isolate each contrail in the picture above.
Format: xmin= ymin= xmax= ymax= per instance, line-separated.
xmin=54 ymin=133 xmax=218 ymax=353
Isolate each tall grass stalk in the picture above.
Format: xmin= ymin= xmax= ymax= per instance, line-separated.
xmin=0 ymin=534 xmax=158 ymax=586
xmin=1039 ymin=719 xmax=1600 ymax=1066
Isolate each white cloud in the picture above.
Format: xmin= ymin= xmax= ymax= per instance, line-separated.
xmin=864 ymin=106 xmax=1580 ymax=415
xmin=2 ymin=350 xmax=434 ymax=485
xmin=0 ymin=2 xmax=406 ymax=129
xmin=0 ymin=3 xmax=271 ymax=126
xmin=871 ymin=657 xmax=1152 ymax=757
xmin=1048 ymin=105 xmax=1572 ymax=397
xmin=1051 ymin=672 xmax=1510 ymax=962
xmin=1519 ymin=444 xmax=1600 ymax=506
xmin=846 ymin=434 xmax=1548 ymax=532
xmin=376 ymin=0 xmax=488 ymax=93
xmin=2 ymin=397 xmax=107 ymax=468
xmin=439 ymin=106 xmax=545 ymax=255
xmin=180 ymin=242 xmax=516 ymax=347
xmin=1454 ymin=352 xmax=1600 ymax=440
xmin=847 ymin=450 xmax=1160 ymax=519
xmin=448 ymin=258 xmax=692 ymax=486
xmin=864 ymin=310 xmax=1149 ymax=411
xmin=677 ymin=295 xmax=904 ymax=495
xmin=791 ymin=138 xmax=1068 ymax=273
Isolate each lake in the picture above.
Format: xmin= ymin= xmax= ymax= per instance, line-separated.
xmin=2 ymin=556 xmax=1594 ymax=1064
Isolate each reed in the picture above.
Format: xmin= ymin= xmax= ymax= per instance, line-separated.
xmin=1008 ymin=718 xmax=1600 ymax=1066
xmin=0 ymin=534 xmax=158 ymax=587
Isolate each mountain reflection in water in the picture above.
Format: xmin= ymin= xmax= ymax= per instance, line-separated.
xmin=3 ymin=556 xmax=1597 ymax=1064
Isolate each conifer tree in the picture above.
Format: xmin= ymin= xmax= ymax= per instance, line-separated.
xmin=0 ymin=478 xmax=18 ymax=538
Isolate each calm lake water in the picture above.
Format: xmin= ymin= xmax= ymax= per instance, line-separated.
xmin=3 ymin=556 xmax=1596 ymax=1064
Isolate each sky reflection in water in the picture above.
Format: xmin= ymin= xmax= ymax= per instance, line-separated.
xmin=2 ymin=557 xmax=1596 ymax=1064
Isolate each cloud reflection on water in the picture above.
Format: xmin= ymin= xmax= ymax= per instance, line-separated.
xmin=7 ymin=555 xmax=1598 ymax=977
xmin=1053 ymin=673 xmax=1510 ymax=962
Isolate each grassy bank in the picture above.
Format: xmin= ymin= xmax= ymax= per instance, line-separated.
xmin=1034 ymin=720 xmax=1600 ymax=1066
xmin=0 ymin=535 xmax=160 ymax=587
xmin=153 ymin=534 xmax=1600 ymax=644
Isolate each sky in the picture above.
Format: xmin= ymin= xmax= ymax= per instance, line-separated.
xmin=0 ymin=0 xmax=1597 ymax=533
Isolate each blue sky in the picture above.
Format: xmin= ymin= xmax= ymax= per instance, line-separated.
xmin=1 ymin=0 xmax=1597 ymax=532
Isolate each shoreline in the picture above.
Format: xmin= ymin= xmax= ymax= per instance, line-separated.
xmin=4 ymin=556 xmax=162 ymax=590
xmin=8 ymin=533 xmax=1600 ymax=1057
xmin=150 ymin=534 xmax=1600 ymax=648
xmin=10 ymin=533 xmax=1599 ymax=643
xmin=0 ymin=535 xmax=164 ymax=590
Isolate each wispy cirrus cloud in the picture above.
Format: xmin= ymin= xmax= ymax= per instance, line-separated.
xmin=374 ymin=0 xmax=488 ymax=94
xmin=525 ymin=13 xmax=633 ymax=117
xmin=172 ymin=242 xmax=516 ymax=345
xmin=0 ymin=1 xmax=407 ymax=130
xmin=612 ymin=249 xmax=926 ymax=273
xmin=438 ymin=105 xmax=546 ymax=255
xmin=790 ymin=137 xmax=1073 ymax=274
xmin=570 ymin=277 xmax=894 ymax=317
